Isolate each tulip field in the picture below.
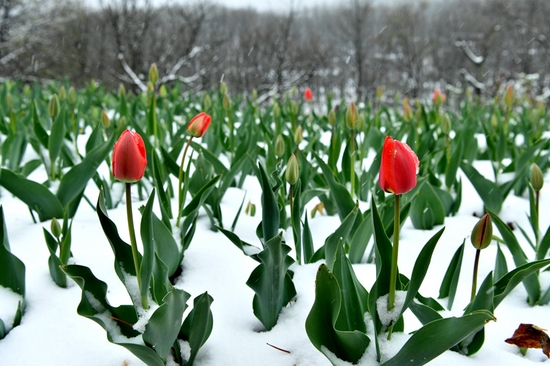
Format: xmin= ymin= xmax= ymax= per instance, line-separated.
xmin=1 ymin=77 xmax=550 ymax=366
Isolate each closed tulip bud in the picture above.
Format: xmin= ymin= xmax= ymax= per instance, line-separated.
xmin=219 ymin=81 xmax=228 ymax=94
xmin=294 ymin=125 xmax=303 ymax=145
xmin=118 ymin=116 xmax=127 ymax=130
xmin=5 ymin=93 xmax=12 ymax=108
xmin=403 ymin=97 xmax=413 ymax=121
xmin=58 ymin=86 xmax=67 ymax=101
xmin=48 ymin=94 xmax=60 ymax=119
xmin=118 ymin=84 xmax=126 ymax=98
xmin=23 ymin=84 xmax=31 ymax=97
xmin=357 ymin=114 xmax=365 ymax=131
xmin=148 ymin=63 xmax=159 ymax=85
xmin=202 ymin=93 xmax=212 ymax=111
xmin=530 ymin=163 xmax=544 ymax=192
xmin=376 ymin=86 xmax=383 ymax=100
xmin=275 ymin=134 xmax=285 ymax=158
xmin=245 ymin=201 xmax=256 ymax=216
xmin=252 ymin=89 xmax=258 ymax=101
xmin=101 ymin=110 xmax=110 ymax=128
xmin=433 ymin=89 xmax=446 ymax=106
xmin=346 ymin=102 xmax=358 ymax=130
xmin=159 ymin=84 xmax=167 ymax=98
xmin=51 ymin=217 xmax=62 ymax=240
xmin=187 ymin=112 xmax=212 ymax=138
xmin=491 ymin=114 xmax=498 ymax=128
xmin=504 ymin=85 xmax=514 ymax=107
xmin=291 ymin=86 xmax=297 ymax=97
xmin=273 ymin=101 xmax=280 ymax=117
xmin=471 ymin=213 xmax=493 ymax=250
xmin=304 ymin=87 xmax=313 ymax=102
xmin=379 ymin=136 xmax=420 ymax=194
xmin=147 ymin=81 xmax=154 ymax=94
xmin=441 ymin=113 xmax=452 ymax=134
xmin=328 ymin=109 xmax=336 ymax=126
xmin=222 ymin=93 xmax=230 ymax=111
xmin=112 ymin=130 xmax=147 ymax=183
xmin=291 ymin=100 xmax=298 ymax=115
xmin=68 ymin=86 xmax=76 ymax=105
xmin=286 ymin=154 xmax=299 ymax=185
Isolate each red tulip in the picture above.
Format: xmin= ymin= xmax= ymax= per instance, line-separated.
xmin=379 ymin=136 xmax=419 ymax=194
xmin=432 ymin=89 xmax=446 ymax=106
xmin=187 ymin=112 xmax=211 ymax=138
xmin=304 ymin=88 xmax=313 ymax=102
xmin=112 ymin=130 xmax=147 ymax=183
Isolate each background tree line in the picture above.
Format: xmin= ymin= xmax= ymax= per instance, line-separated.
xmin=0 ymin=0 xmax=549 ymax=104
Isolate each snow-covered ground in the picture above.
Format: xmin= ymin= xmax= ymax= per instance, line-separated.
xmin=1 ymin=155 xmax=550 ymax=365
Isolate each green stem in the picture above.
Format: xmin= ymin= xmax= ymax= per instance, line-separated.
xmin=350 ymin=129 xmax=355 ymax=200
xmin=176 ymin=137 xmax=193 ymax=226
xmin=126 ymin=183 xmax=148 ymax=309
xmin=388 ymin=194 xmax=401 ymax=311
xmin=471 ymin=249 xmax=481 ymax=302
xmin=289 ymin=184 xmax=299 ymax=264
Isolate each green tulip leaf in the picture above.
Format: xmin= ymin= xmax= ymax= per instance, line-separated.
xmin=0 ymin=168 xmax=64 ymax=221
xmin=305 ymin=264 xmax=370 ymax=364
xmin=461 ymin=163 xmax=503 ymax=213
xmin=143 ymin=288 xmax=189 ymax=360
xmin=382 ymin=311 xmax=495 ymax=366
xmin=246 ymin=233 xmax=296 ymax=331
xmin=180 ymin=292 xmax=214 ymax=366
xmin=410 ymin=181 xmax=446 ymax=230
xmin=438 ymin=240 xmax=465 ymax=310
xmin=325 ymin=203 xmax=359 ymax=271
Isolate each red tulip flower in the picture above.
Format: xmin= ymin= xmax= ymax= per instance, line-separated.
xmin=187 ymin=112 xmax=212 ymax=138
xmin=432 ymin=89 xmax=446 ymax=106
xmin=379 ymin=136 xmax=419 ymax=195
xmin=304 ymin=88 xmax=313 ymax=102
xmin=112 ymin=130 xmax=147 ymax=182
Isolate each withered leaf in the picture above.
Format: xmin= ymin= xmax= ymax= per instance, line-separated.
xmin=505 ymin=323 xmax=550 ymax=358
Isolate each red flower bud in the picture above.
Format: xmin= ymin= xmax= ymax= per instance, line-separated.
xmin=379 ymin=136 xmax=419 ymax=194
xmin=187 ymin=112 xmax=212 ymax=138
xmin=433 ymin=89 xmax=446 ymax=106
xmin=304 ymin=88 xmax=313 ymax=102
xmin=471 ymin=214 xmax=493 ymax=250
xmin=112 ymin=130 xmax=147 ymax=183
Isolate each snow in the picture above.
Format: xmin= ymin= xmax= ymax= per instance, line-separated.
xmin=1 ymin=159 xmax=550 ymax=365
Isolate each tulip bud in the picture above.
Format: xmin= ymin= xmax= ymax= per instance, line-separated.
xmin=441 ymin=113 xmax=452 ymax=134
xmin=294 ymin=125 xmax=303 ymax=145
xmin=118 ymin=116 xmax=127 ymax=130
xmin=273 ymin=101 xmax=280 ymax=117
xmin=504 ymin=85 xmax=514 ymax=107
xmin=118 ymin=84 xmax=126 ymax=98
xmin=148 ymin=63 xmax=159 ymax=85
xmin=101 ymin=110 xmax=110 ymax=128
xmin=58 ymin=85 xmax=67 ymax=101
xmin=356 ymin=113 xmax=365 ymax=131
xmin=222 ymin=93 xmax=230 ymax=111
xmin=471 ymin=213 xmax=493 ymax=250
xmin=5 ymin=93 xmax=12 ymax=109
xmin=202 ymin=93 xmax=212 ymax=112
xmin=48 ymin=94 xmax=60 ymax=119
xmin=147 ymin=81 xmax=154 ymax=94
xmin=291 ymin=100 xmax=298 ymax=115
xmin=112 ymin=130 xmax=147 ymax=183
xmin=328 ymin=109 xmax=336 ymax=127
xmin=275 ymin=134 xmax=285 ymax=158
xmin=245 ymin=201 xmax=256 ymax=216
xmin=252 ymin=89 xmax=258 ymax=101
xmin=491 ymin=114 xmax=498 ymax=128
xmin=433 ymin=89 xmax=446 ymax=106
xmin=187 ymin=112 xmax=212 ymax=138
xmin=403 ymin=98 xmax=413 ymax=121
xmin=346 ymin=102 xmax=358 ymax=130
xmin=68 ymin=86 xmax=76 ymax=105
xmin=291 ymin=86 xmax=297 ymax=97
xmin=376 ymin=86 xmax=383 ymax=100
xmin=304 ymin=88 xmax=313 ymax=102
xmin=379 ymin=136 xmax=420 ymax=195
xmin=51 ymin=217 xmax=62 ymax=240
xmin=530 ymin=163 xmax=544 ymax=192
xmin=286 ymin=154 xmax=299 ymax=185
xmin=219 ymin=81 xmax=228 ymax=95
xmin=159 ymin=84 xmax=167 ymax=98
xmin=23 ymin=84 xmax=31 ymax=97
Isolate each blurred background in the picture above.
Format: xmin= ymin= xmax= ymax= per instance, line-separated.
xmin=0 ymin=0 xmax=548 ymax=104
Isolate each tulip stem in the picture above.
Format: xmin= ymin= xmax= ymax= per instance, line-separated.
xmin=177 ymin=137 xmax=193 ymax=226
xmin=388 ymin=194 xmax=401 ymax=312
xmin=471 ymin=248 xmax=481 ymax=302
xmin=350 ymin=129 xmax=355 ymax=200
xmin=125 ymin=183 xmax=148 ymax=309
